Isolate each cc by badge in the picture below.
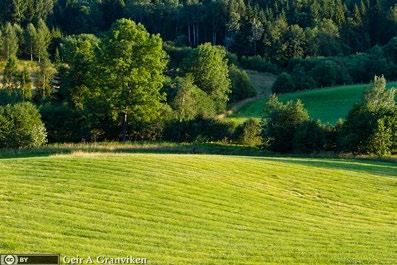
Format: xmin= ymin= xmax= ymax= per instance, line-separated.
xmin=1 ymin=255 xmax=17 ymax=265
xmin=0 ymin=255 xmax=59 ymax=265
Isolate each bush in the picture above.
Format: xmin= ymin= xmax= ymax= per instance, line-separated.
xmin=170 ymin=75 xmax=216 ymax=121
xmin=40 ymin=103 xmax=90 ymax=143
xmin=293 ymin=120 xmax=327 ymax=153
xmin=309 ymin=60 xmax=352 ymax=87
xmin=239 ymin=56 xmax=280 ymax=74
xmin=384 ymin=36 xmax=397 ymax=64
xmin=0 ymin=102 xmax=47 ymax=148
xmin=338 ymin=76 xmax=397 ymax=156
xmin=291 ymin=66 xmax=318 ymax=91
xmin=272 ymin=72 xmax=295 ymax=93
xmin=234 ymin=119 xmax=262 ymax=146
xmin=229 ymin=64 xmax=256 ymax=102
xmin=164 ymin=116 xmax=236 ymax=142
xmin=261 ymin=96 xmax=309 ymax=153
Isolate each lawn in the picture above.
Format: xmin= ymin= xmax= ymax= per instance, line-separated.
xmin=231 ymin=82 xmax=397 ymax=124
xmin=0 ymin=147 xmax=396 ymax=264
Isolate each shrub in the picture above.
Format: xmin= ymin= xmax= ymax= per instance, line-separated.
xmin=272 ymin=72 xmax=295 ymax=93
xmin=309 ymin=60 xmax=352 ymax=87
xmin=0 ymin=102 xmax=47 ymax=148
xmin=234 ymin=119 xmax=262 ymax=146
xmin=170 ymin=75 xmax=216 ymax=121
xmin=291 ymin=66 xmax=318 ymax=91
xmin=261 ymin=96 xmax=309 ymax=153
xmin=384 ymin=36 xmax=397 ymax=64
xmin=239 ymin=55 xmax=280 ymax=74
xmin=164 ymin=116 xmax=236 ymax=142
xmin=293 ymin=120 xmax=327 ymax=153
xmin=229 ymin=64 xmax=256 ymax=102
xmin=338 ymin=76 xmax=397 ymax=156
xmin=40 ymin=103 xmax=90 ymax=143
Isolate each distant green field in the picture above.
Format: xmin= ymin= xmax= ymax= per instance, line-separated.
xmin=231 ymin=82 xmax=397 ymax=124
xmin=0 ymin=150 xmax=396 ymax=264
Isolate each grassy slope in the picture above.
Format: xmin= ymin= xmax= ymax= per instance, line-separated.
xmin=246 ymin=70 xmax=277 ymax=96
xmin=0 ymin=152 xmax=396 ymax=264
xmin=231 ymin=82 xmax=397 ymax=124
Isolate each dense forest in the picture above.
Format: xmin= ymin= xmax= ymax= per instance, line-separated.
xmin=0 ymin=0 xmax=396 ymax=156
xmin=1 ymin=0 xmax=396 ymax=55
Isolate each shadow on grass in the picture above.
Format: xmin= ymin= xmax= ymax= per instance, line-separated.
xmin=0 ymin=142 xmax=267 ymax=159
xmin=1 ymin=142 xmax=395 ymax=177
xmin=255 ymin=156 xmax=397 ymax=178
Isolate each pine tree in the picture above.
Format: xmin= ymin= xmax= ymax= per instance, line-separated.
xmin=25 ymin=23 xmax=36 ymax=61
xmin=2 ymin=55 xmax=20 ymax=89
xmin=34 ymin=19 xmax=51 ymax=62
xmin=35 ymin=57 xmax=56 ymax=100
xmin=2 ymin=23 xmax=18 ymax=59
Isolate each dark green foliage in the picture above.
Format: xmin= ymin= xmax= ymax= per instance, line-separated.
xmin=338 ymin=76 xmax=397 ymax=156
xmin=58 ymin=34 xmax=100 ymax=108
xmin=0 ymin=0 xmax=54 ymax=24
xmin=290 ymin=66 xmax=317 ymax=91
xmin=239 ymin=56 xmax=280 ymax=74
xmin=0 ymin=102 xmax=47 ymax=148
xmin=272 ymin=72 xmax=295 ymax=93
xmin=234 ymin=119 xmax=262 ymax=146
xmin=261 ymin=96 xmax=310 ymax=153
xmin=164 ymin=117 xmax=236 ymax=143
xmin=40 ymin=103 xmax=90 ymax=143
xmin=1 ymin=23 xmax=19 ymax=59
xmin=293 ymin=120 xmax=327 ymax=153
xmin=384 ymin=36 xmax=397 ymax=63
xmin=2 ymin=55 xmax=19 ymax=87
xmin=309 ymin=60 xmax=352 ymax=87
xmin=229 ymin=64 xmax=256 ymax=103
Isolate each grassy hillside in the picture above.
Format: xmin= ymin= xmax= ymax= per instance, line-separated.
xmin=0 ymin=150 xmax=396 ymax=264
xmin=231 ymin=82 xmax=397 ymax=124
xmin=246 ymin=70 xmax=277 ymax=96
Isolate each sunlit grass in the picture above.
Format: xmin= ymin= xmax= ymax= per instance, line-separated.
xmin=231 ymin=81 xmax=397 ymax=124
xmin=0 ymin=150 xmax=396 ymax=264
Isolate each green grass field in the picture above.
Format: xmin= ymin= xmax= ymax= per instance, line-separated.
xmin=231 ymin=82 xmax=397 ymax=124
xmin=0 ymin=147 xmax=396 ymax=264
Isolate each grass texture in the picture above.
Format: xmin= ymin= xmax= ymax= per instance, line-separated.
xmin=0 ymin=151 xmax=396 ymax=264
xmin=231 ymin=82 xmax=397 ymax=124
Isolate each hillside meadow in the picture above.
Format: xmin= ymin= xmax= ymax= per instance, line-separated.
xmin=231 ymin=81 xmax=397 ymax=124
xmin=0 ymin=144 xmax=396 ymax=264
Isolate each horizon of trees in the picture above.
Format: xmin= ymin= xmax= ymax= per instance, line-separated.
xmin=0 ymin=2 xmax=396 ymax=157
xmin=1 ymin=0 xmax=396 ymax=61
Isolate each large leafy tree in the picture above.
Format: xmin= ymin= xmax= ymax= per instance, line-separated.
xmin=188 ymin=43 xmax=231 ymax=113
xmin=59 ymin=34 xmax=100 ymax=108
xmin=95 ymin=18 xmax=167 ymax=141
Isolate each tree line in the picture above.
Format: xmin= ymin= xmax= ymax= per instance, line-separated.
xmin=1 ymin=0 xmax=397 ymax=60
xmin=0 ymin=2 xmax=396 ymax=157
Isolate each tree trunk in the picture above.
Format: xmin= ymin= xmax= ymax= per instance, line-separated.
xmin=188 ymin=24 xmax=191 ymax=45
xmin=196 ymin=24 xmax=199 ymax=45
xmin=193 ymin=24 xmax=196 ymax=46
xmin=120 ymin=112 xmax=128 ymax=142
